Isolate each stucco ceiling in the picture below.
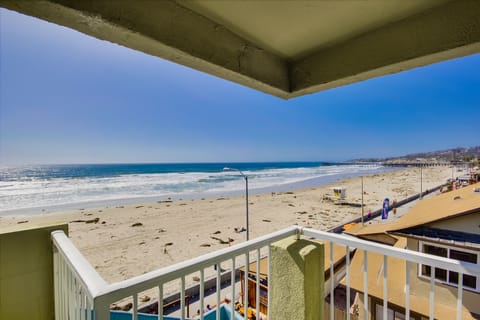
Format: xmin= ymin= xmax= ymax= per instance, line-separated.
xmin=177 ymin=0 xmax=450 ymax=60
xmin=1 ymin=0 xmax=479 ymax=99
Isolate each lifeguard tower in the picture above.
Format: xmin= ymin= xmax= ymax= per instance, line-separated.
xmin=331 ymin=187 xmax=347 ymax=200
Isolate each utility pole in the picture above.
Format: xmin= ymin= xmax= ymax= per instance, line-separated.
xmin=361 ymin=176 xmax=364 ymax=225
xmin=420 ymin=166 xmax=423 ymax=199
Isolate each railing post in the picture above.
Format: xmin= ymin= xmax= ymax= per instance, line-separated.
xmin=456 ymin=273 xmax=463 ymax=320
xmin=200 ymin=269 xmax=205 ymax=320
xmin=269 ymin=236 xmax=324 ymax=320
xmin=383 ymin=256 xmax=388 ymax=320
xmin=329 ymin=242 xmax=334 ymax=320
xmin=405 ymin=261 xmax=410 ymax=320
xmin=256 ymin=249 xmax=260 ymax=320
xmin=93 ymin=295 xmax=111 ymax=320
xmin=53 ymin=245 xmax=60 ymax=320
xmin=216 ymin=264 xmax=221 ymax=320
xmin=363 ymin=251 xmax=368 ymax=320
xmin=244 ymin=252 xmax=249 ymax=317
xmin=346 ymin=246 xmax=351 ymax=320
xmin=429 ymin=267 xmax=435 ymax=320
xmin=230 ymin=260 xmax=235 ymax=320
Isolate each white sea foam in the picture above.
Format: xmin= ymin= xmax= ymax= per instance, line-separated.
xmin=0 ymin=164 xmax=389 ymax=214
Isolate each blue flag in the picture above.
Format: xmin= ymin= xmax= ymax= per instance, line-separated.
xmin=382 ymin=198 xmax=390 ymax=219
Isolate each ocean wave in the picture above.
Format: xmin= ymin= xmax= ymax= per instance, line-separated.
xmin=0 ymin=163 xmax=386 ymax=212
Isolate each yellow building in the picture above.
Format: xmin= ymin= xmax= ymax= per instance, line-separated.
xmin=346 ymin=183 xmax=480 ymax=319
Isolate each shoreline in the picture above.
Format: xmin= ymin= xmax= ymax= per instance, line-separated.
xmin=0 ymin=166 xmax=452 ymax=284
xmin=0 ymin=166 xmax=453 ymax=308
xmin=0 ymin=165 xmax=398 ymax=217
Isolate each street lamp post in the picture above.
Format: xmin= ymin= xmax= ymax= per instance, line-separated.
xmin=420 ymin=166 xmax=423 ymax=199
xmin=361 ymin=176 xmax=364 ymax=226
xmin=223 ymin=167 xmax=249 ymax=241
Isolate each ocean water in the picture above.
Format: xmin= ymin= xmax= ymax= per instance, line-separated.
xmin=0 ymin=162 xmax=393 ymax=215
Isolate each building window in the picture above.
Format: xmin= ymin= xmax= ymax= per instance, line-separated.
xmin=373 ymin=301 xmax=420 ymax=320
xmin=419 ymin=241 xmax=479 ymax=292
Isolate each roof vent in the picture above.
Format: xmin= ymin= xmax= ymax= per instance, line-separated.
xmin=453 ymin=196 xmax=461 ymax=200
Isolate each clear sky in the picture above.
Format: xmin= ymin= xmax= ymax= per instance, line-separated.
xmin=0 ymin=8 xmax=479 ymax=165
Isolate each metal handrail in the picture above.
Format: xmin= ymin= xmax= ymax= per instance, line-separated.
xmin=52 ymin=225 xmax=480 ymax=319
xmin=301 ymin=227 xmax=480 ymax=276
xmin=95 ymin=226 xmax=298 ymax=303
xmin=52 ymin=230 xmax=108 ymax=299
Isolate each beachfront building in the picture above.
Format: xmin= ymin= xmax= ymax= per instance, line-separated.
xmin=345 ymin=183 xmax=480 ymax=319
xmin=470 ymin=170 xmax=480 ymax=183
xmin=1 ymin=1 xmax=480 ymax=320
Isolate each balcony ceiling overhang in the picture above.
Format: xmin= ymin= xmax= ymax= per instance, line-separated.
xmin=1 ymin=0 xmax=480 ymax=99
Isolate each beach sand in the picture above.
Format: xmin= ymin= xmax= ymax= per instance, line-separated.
xmin=0 ymin=166 xmax=453 ymax=306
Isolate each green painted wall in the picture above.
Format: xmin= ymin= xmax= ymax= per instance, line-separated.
xmin=0 ymin=222 xmax=68 ymax=320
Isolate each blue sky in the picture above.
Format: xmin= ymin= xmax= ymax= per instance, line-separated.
xmin=1 ymin=8 xmax=479 ymax=165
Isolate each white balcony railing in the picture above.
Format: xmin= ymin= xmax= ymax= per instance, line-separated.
xmin=52 ymin=226 xmax=480 ymax=320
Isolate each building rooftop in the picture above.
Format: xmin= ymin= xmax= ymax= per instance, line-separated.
xmin=347 ymin=236 xmax=480 ymax=319
xmin=346 ymin=182 xmax=480 ymax=237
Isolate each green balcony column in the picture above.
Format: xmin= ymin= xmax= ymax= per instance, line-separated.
xmin=269 ymin=236 xmax=325 ymax=320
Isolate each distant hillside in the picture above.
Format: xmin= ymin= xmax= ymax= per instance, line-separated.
xmin=352 ymin=146 xmax=480 ymax=164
